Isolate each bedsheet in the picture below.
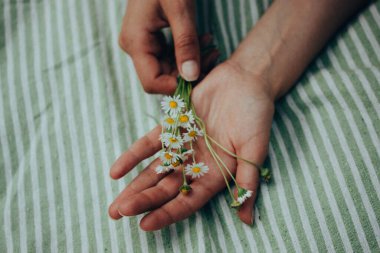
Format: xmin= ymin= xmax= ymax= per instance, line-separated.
xmin=0 ymin=0 xmax=379 ymax=252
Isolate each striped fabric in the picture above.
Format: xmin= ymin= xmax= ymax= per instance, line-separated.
xmin=0 ymin=0 xmax=379 ymax=252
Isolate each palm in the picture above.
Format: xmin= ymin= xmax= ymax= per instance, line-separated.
xmin=109 ymin=62 xmax=274 ymax=230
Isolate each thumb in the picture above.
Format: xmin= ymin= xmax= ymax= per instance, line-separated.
xmin=163 ymin=0 xmax=200 ymax=81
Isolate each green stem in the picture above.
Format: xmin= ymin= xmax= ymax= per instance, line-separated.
xmin=171 ymin=113 xmax=180 ymax=136
xmin=182 ymin=165 xmax=188 ymax=184
xmin=207 ymin=135 xmax=261 ymax=170
xmin=196 ymin=113 xmax=235 ymax=200
xmin=194 ymin=114 xmax=238 ymax=185
xmin=204 ymin=135 xmax=235 ymax=200
xmin=161 ymin=126 xmax=164 ymax=150
xmin=190 ymin=141 xmax=195 ymax=163
xmin=209 ymin=144 xmax=238 ymax=185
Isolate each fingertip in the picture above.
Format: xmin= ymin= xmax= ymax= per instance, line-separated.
xmin=238 ymin=202 xmax=255 ymax=226
xmin=109 ymin=166 xmax=122 ymax=180
xmin=108 ymin=203 xmax=123 ymax=220
xmin=165 ymin=76 xmax=179 ymax=94
xmin=155 ymin=75 xmax=178 ymax=95
xmin=109 ymin=170 xmax=118 ymax=180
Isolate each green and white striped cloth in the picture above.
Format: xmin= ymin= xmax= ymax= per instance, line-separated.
xmin=1 ymin=0 xmax=379 ymax=252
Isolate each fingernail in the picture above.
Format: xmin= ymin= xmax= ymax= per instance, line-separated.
xmin=117 ymin=206 xmax=126 ymax=217
xmin=181 ymin=60 xmax=199 ymax=81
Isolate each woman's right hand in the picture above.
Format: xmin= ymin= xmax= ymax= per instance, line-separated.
xmin=119 ymin=0 xmax=219 ymax=94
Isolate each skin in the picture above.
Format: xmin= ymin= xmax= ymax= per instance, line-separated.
xmin=111 ymin=0 xmax=369 ymax=231
xmin=119 ymin=0 xmax=217 ymax=94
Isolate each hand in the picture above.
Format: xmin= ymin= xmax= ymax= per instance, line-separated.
xmin=108 ymin=61 xmax=275 ymax=230
xmin=119 ymin=0 xmax=219 ymax=94
xmin=110 ymin=0 xmax=367 ymax=231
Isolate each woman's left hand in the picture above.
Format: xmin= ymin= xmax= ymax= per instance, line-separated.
xmin=108 ymin=60 xmax=274 ymax=230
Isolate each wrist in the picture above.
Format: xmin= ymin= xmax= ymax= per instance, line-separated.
xmin=224 ymin=59 xmax=276 ymax=103
xmin=227 ymin=18 xmax=290 ymax=102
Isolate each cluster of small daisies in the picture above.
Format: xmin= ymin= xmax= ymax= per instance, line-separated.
xmin=157 ymin=93 xmax=208 ymax=194
xmin=155 ymin=77 xmax=270 ymax=207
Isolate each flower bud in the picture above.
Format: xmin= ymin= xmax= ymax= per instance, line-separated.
xmin=179 ymin=184 xmax=192 ymax=195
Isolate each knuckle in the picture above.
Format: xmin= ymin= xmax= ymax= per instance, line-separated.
xmin=160 ymin=206 xmax=175 ymax=224
xmin=198 ymin=183 xmax=214 ymax=198
xmin=136 ymin=192 xmax=153 ymax=210
xmin=171 ymin=1 xmax=187 ymax=13
xmin=174 ymin=33 xmax=197 ymax=51
xmin=155 ymin=183 xmax=172 ymax=199
xmin=170 ymin=0 xmax=193 ymax=15
xmin=176 ymin=196 xmax=195 ymax=215
xmin=128 ymin=182 xmax=139 ymax=195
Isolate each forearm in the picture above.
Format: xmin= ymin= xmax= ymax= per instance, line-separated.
xmin=229 ymin=0 xmax=369 ymax=100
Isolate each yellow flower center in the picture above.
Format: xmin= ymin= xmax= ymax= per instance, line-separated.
xmin=164 ymin=153 xmax=173 ymax=160
xmin=192 ymin=167 xmax=201 ymax=173
xmin=172 ymin=160 xmax=180 ymax=167
xmin=188 ymin=131 xmax=196 ymax=137
xmin=169 ymin=101 xmax=177 ymax=108
xmin=169 ymin=137 xmax=178 ymax=143
xmin=179 ymin=115 xmax=189 ymax=123
xmin=165 ymin=117 xmax=175 ymax=125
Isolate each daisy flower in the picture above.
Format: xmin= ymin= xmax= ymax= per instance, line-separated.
xmin=160 ymin=133 xmax=183 ymax=149
xmin=159 ymin=150 xmax=180 ymax=164
xmin=162 ymin=115 xmax=177 ymax=129
xmin=177 ymin=110 xmax=194 ymax=128
xmin=161 ymin=95 xmax=185 ymax=116
xmin=185 ymin=162 xmax=209 ymax=178
xmin=183 ymin=125 xmax=203 ymax=142
xmin=155 ymin=164 xmax=172 ymax=174
xmin=237 ymin=188 xmax=253 ymax=204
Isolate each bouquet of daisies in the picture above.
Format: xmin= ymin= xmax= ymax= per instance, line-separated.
xmin=157 ymin=77 xmax=271 ymax=208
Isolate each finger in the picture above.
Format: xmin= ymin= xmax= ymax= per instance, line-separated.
xmin=235 ymin=144 xmax=266 ymax=225
xmin=109 ymin=158 xmax=167 ymax=219
xmin=117 ymin=168 xmax=185 ymax=216
xmin=110 ymin=125 xmax=162 ymax=179
xmin=161 ymin=0 xmax=200 ymax=81
xmin=132 ymin=52 xmax=178 ymax=94
xmin=119 ymin=0 xmax=178 ymax=94
xmin=139 ymin=175 xmax=225 ymax=231
xmin=235 ymin=160 xmax=260 ymax=225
